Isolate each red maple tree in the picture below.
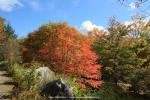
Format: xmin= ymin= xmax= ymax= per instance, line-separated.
xmin=39 ymin=23 xmax=82 ymax=73
xmin=66 ymin=39 xmax=102 ymax=89
xmin=20 ymin=23 xmax=102 ymax=89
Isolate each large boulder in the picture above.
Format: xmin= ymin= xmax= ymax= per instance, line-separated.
xmin=40 ymin=79 xmax=75 ymax=100
xmin=35 ymin=67 xmax=55 ymax=86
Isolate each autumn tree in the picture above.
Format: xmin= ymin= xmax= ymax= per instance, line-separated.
xmin=128 ymin=19 xmax=150 ymax=96
xmin=0 ymin=17 xmax=20 ymax=66
xmin=19 ymin=26 xmax=51 ymax=63
xmin=0 ymin=17 xmax=6 ymax=62
xmin=39 ymin=23 xmax=83 ymax=73
xmin=92 ymin=17 xmax=150 ymax=95
xmin=20 ymin=23 xmax=82 ymax=67
xmin=93 ymin=18 xmax=131 ymax=81
xmin=118 ymin=0 xmax=150 ymax=17
xmin=20 ymin=22 xmax=102 ymax=89
xmin=66 ymin=39 xmax=102 ymax=89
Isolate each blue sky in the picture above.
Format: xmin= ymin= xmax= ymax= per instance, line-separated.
xmin=0 ymin=0 xmax=148 ymax=38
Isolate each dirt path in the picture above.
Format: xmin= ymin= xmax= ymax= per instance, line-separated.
xmin=0 ymin=70 xmax=14 ymax=100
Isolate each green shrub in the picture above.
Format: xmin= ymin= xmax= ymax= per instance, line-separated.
xmin=88 ymin=84 xmax=121 ymax=100
xmin=13 ymin=90 xmax=46 ymax=100
xmin=54 ymin=74 xmax=88 ymax=97
xmin=10 ymin=64 xmax=39 ymax=90
xmin=10 ymin=63 xmax=44 ymax=99
xmin=88 ymin=83 xmax=147 ymax=100
xmin=10 ymin=64 xmax=89 ymax=99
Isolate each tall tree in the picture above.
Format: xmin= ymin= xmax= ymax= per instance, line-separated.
xmin=20 ymin=22 xmax=102 ymax=89
xmin=0 ymin=17 xmax=19 ymax=65
xmin=39 ymin=23 xmax=83 ymax=73
xmin=66 ymin=39 xmax=102 ymax=89
xmin=92 ymin=17 xmax=150 ymax=95
xmin=0 ymin=17 xmax=6 ymax=62
xmin=4 ymin=23 xmax=17 ymax=39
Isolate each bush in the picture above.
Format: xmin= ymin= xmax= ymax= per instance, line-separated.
xmin=13 ymin=90 xmax=45 ymax=100
xmin=10 ymin=63 xmax=90 ymax=99
xmin=63 ymin=77 xmax=88 ymax=97
xmin=88 ymin=83 xmax=149 ymax=100
xmin=10 ymin=64 xmax=83 ymax=99
xmin=54 ymin=74 xmax=88 ymax=97
xmin=12 ymin=64 xmax=40 ymax=90
xmin=89 ymin=84 xmax=122 ymax=100
xmin=9 ymin=64 xmax=42 ymax=99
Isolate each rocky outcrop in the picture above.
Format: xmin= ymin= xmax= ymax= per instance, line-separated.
xmin=40 ymin=79 xmax=75 ymax=100
xmin=35 ymin=67 xmax=55 ymax=86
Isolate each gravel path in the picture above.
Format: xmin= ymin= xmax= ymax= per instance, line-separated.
xmin=0 ymin=71 xmax=14 ymax=100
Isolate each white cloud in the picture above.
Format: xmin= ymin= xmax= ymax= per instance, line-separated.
xmin=0 ymin=0 xmax=23 ymax=12
xmin=124 ymin=21 xmax=132 ymax=26
xmin=129 ymin=2 xmax=139 ymax=9
xmin=30 ymin=0 xmax=40 ymax=11
xmin=80 ymin=20 xmax=105 ymax=34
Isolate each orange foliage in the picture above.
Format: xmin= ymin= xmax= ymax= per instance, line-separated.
xmin=20 ymin=23 xmax=102 ymax=89
xmin=39 ymin=23 xmax=82 ymax=73
xmin=66 ymin=39 xmax=102 ymax=89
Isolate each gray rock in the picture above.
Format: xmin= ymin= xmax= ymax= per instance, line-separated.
xmin=35 ymin=67 xmax=55 ymax=86
xmin=40 ymin=79 xmax=76 ymax=100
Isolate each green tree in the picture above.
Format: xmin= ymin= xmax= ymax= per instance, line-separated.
xmin=0 ymin=17 xmax=6 ymax=62
xmin=92 ymin=17 xmax=150 ymax=96
xmin=0 ymin=17 xmax=20 ymax=66
xmin=4 ymin=23 xmax=17 ymax=39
